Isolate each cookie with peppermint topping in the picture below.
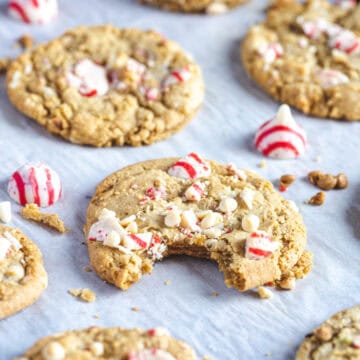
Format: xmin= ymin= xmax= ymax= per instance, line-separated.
xmin=242 ymin=0 xmax=360 ymax=121
xmin=296 ymin=304 xmax=360 ymax=359
xmin=85 ymin=154 xmax=311 ymax=292
xmin=6 ymin=25 xmax=204 ymax=146
xmin=0 ymin=225 xmax=47 ymax=319
xmin=15 ymin=326 xmax=196 ymax=359
xmin=140 ymin=0 xmax=247 ymax=14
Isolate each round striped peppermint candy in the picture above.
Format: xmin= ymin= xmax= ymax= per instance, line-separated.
xmin=8 ymin=0 xmax=58 ymax=24
xmin=8 ymin=163 xmax=62 ymax=207
xmin=245 ymin=230 xmax=280 ymax=260
xmin=128 ymin=349 xmax=176 ymax=360
xmin=254 ymin=104 xmax=307 ymax=159
xmin=168 ymin=153 xmax=211 ymax=179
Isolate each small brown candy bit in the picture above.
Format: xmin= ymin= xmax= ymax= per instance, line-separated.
xmin=17 ymin=34 xmax=34 ymax=50
xmin=280 ymin=174 xmax=296 ymax=189
xmin=308 ymin=192 xmax=326 ymax=206
xmin=316 ymin=174 xmax=337 ymax=191
xmin=308 ymin=170 xmax=348 ymax=191
xmin=308 ymin=170 xmax=323 ymax=186
xmin=336 ymin=173 xmax=348 ymax=189
xmin=314 ymin=324 xmax=333 ymax=342
xmin=0 ymin=58 xmax=11 ymax=74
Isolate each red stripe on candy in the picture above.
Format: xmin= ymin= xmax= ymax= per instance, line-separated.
xmin=9 ymin=2 xmax=31 ymax=23
xmin=262 ymin=141 xmax=299 ymax=157
xmin=173 ymin=161 xmax=197 ymax=179
xmin=249 ymin=248 xmax=272 ymax=257
xmin=81 ymin=89 xmax=97 ymax=97
xmin=129 ymin=234 xmax=148 ymax=248
xmin=255 ymin=125 xmax=306 ymax=148
xmin=171 ymin=71 xmax=183 ymax=82
xmin=188 ymin=152 xmax=204 ymax=165
xmin=29 ymin=167 xmax=40 ymax=206
xmin=13 ymin=172 xmax=27 ymax=205
xmin=45 ymin=168 xmax=55 ymax=206
xmin=192 ymin=183 xmax=203 ymax=194
xmin=31 ymin=0 xmax=39 ymax=7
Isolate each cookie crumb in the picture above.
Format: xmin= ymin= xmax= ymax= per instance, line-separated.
xmin=68 ymin=288 xmax=96 ymax=302
xmin=278 ymin=276 xmax=296 ymax=290
xmin=21 ymin=203 xmax=67 ymax=233
xmin=202 ymin=356 xmax=212 ymax=360
xmin=315 ymin=156 xmax=322 ymax=163
xmin=279 ymin=174 xmax=296 ymax=190
xmin=0 ymin=58 xmax=11 ymax=74
xmin=17 ymin=34 xmax=34 ymax=50
xmin=258 ymin=286 xmax=273 ymax=299
xmin=164 ymin=280 xmax=171 ymax=286
xmin=308 ymin=192 xmax=325 ymax=206
xmin=83 ymin=266 xmax=92 ymax=272
xmin=258 ymin=160 xmax=267 ymax=168
xmin=131 ymin=306 xmax=139 ymax=312
xmin=93 ymin=314 xmax=100 ymax=319
xmin=314 ymin=324 xmax=333 ymax=341
xmin=211 ymin=291 xmax=219 ymax=297
xmin=308 ymin=170 xmax=348 ymax=191
xmin=335 ymin=173 xmax=348 ymax=189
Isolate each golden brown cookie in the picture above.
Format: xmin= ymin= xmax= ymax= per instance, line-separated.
xmin=16 ymin=326 xmax=196 ymax=359
xmin=140 ymin=0 xmax=246 ymax=14
xmin=296 ymin=304 xmax=360 ymax=359
xmin=241 ymin=0 xmax=360 ymax=121
xmin=6 ymin=25 xmax=204 ymax=147
xmin=0 ymin=225 xmax=47 ymax=319
xmin=85 ymin=154 xmax=311 ymax=292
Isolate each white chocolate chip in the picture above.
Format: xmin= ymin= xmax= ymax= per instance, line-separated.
xmin=242 ymin=214 xmax=260 ymax=232
xmin=0 ymin=201 xmax=11 ymax=223
xmin=181 ymin=209 xmax=199 ymax=231
xmin=204 ymin=227 xmax=222 ymax=238
xmin=206 ymin=2 xmax=228 ymax=14
xmin=239 ymin=188 xmax=255 ymax=209
xmin=89 ymin=342 xmax=104 ymax=356
xmin=200 ymin=212 xmax=223 ymax=230
xmin=120 ymin=215 xmax=136 ymax=226
xmin=42 ymin=342 xmax=65 ymax=360
xmin=125 ymin=222 xmax=138 ymax=233
xmin=218 ymin=197 xmax=238 ymax=214
xmin=258 ymin=286 xmax=273 ymax=299
xmin=5 ymin=263 xmax=25 ymax=282
xmin=164 ymin=209 xmax=181 ymax=228
xmin=103 ymin=231 xmax=120 ymax=248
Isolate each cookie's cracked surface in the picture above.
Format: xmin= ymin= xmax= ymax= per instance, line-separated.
xmin=16 ymin=327 xmax=196 ymax=359
xmin=6 ymin=25 xmax=204 ymax=147
xmin=296 ymin=305 xmax=360 ymax=359
xmin=0 ymin=225 xmax=47 ymax=319
xmin=241 ymin=0 xmax=360 ymax=121
xmin=85 ymin=155 xmax=311 ymax=292
xmin=140 ymin=0 xmax=247 ymax=14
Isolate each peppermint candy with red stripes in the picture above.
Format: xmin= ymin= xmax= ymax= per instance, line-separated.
xmin=184 ymin=181 xmax=205 ymax=201
xmin=258 ymin=42 xmax=284 ymax=64
xmin=162 ymin=66 xmax=192 ymax=90
xmin=254 ymin=104 xmax=307 ymax=159
xmin=168 ymin=153 xmax=211 ymax=179
xmin=128 ymin=349 xmax=176 ymax=360
xmin=66 ymin=59 xmax=109 ymax=97
xmin=245 ymin=230 xmax=280 ymax=260
xmin=8 ymin=0 xmax=58 ymax=24
xmin=317 ymin=68 xmax=349 ymax=88
xmin=8 ymin=163 xmax=62 ymax=207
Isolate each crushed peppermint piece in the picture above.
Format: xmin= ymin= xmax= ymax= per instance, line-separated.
xmin=184 ymin=181 xmax=205 ymax=201
xmin=245 ymin=230 xmax=280 ymax=260
xmin=168 ymin=153 xmax=211 ymax=179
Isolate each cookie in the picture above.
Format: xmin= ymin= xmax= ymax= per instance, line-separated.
xmin=0 ymin=225 xmax=47 ymax=319
xmin=241 ymin=0 xmax=360 ymax=121
xmin=140 ymin=0 xmax=246 ymax=14
xmin=16 ymin=326 xmax=196 ymax=359
xmin=296 ymin=304 xmax=360 ymax=359
xmin=6 ymin=25 xmax=204 ymax=147
xmin=85 ymin=154 xmax=311 ymax=292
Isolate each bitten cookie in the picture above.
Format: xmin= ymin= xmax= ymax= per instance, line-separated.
xmin=241 ymin=0 xmax=360 ymax=121
xmin=16 ymin=327 xmax=196 ymax=359
xmin=85 ymin=154 xmax=311 ymax=292
xmin=140 ymin=0 xmax=246 ymax=14
xmin=296 ymin=305 xmax=360 ymax=359
xmin=6 ymin=25 xmax=204 ymax=147
xmin=0 ymin=225 xmax=47 ymax=319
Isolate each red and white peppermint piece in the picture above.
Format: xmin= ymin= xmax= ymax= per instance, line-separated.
xmin=335 ymin=0 xmax=356 ymax=9
xmin=128 ymin=349 xmax=176 ymax=360
xmin=0 ymin=231 xmax=22 ymax=261
xmin=66 ymin=59 xmax=109 ymax=97
xmin=140 ymin=86 xmax=160 ymax=101
xmin=147 ymin=235 xmax=167 ymax=260
xmin=123 ymin=232 xmax=153 ymax=250
xmin=254 ymin=104 xmax=307 ymax=159
xmin=147 ymin=328 xmax=170 ymax=337
xmin=8 ymin=163 xmax=61 ymax=207
xmin=316 ymin=68 xmax=349 ymax=88
xmin=352 ymin=335 xmax=360 ymax=349
xmin=8 ymin=0 xmax=58 ymax=24
xmin=168 ymin=153 xmax=211 ymax=179
xmin=226 ymin=162 xmax=247 ymax=181
xmin=162 ymin=66 xmax=192 ymax=90
xmin=245 ymin=230 xmax=280 ymax=260
xmin=184 ymin=181 xmax=205 ymax=201
xmin=127 ymin=58 xmax=147 ymax=76
xmin=258 ymin=43 xmax=284 ymax=63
